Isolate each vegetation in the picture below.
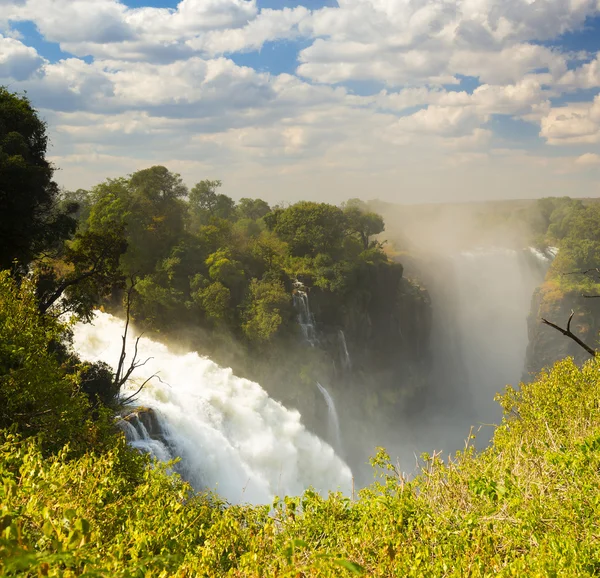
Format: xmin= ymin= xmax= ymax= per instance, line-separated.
xmin=0 ymin=89 xmax=78 ymax=272
xmin=4 ymin=89 xmax=600 ymax=576
xmin=3 ymin=353 xmax=600 ymax=575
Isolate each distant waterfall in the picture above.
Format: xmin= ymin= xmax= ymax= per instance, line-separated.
xmin=72 ymin=312 xmax=352 ymax=504
xmin=338 ymin=330 xmax=352 ymax=371
xmin=428 ymin=247 xmax=551 ymax=429
xmin=293 ymin=287 xmax=318 ymax=346
xmin=316 ymin=382 xmax=343 ymax=455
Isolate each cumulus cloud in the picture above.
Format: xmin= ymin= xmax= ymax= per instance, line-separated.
xmin=0 ymin=34 xmax=43 ymax=80
xmin=540 ymin=96 xmax=600 ymax=145
xmin=1 ymin=0 xmax=600 ymax=200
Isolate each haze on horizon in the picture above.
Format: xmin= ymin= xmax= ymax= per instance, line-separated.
xmin=1 ymin=0 xmax=600 ymax=204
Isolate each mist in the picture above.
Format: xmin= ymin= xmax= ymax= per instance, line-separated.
xmin=68 ymin=197 xmax=556 ymax=497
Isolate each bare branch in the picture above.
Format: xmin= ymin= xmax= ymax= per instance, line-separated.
xmin=120 ymin=375 xmax=167 ymax=405
xmin=566 ymin=310 xmax=574 ymax=333
xmin=562 ymin=268 xmax=600 ymax=277
xmin=113 ymin=278 xmax=136 ymax=389
xmin=119 ymin=375 xmax=157 ymax=405
xmin=541 ymin=313 xmax=597 ymax=358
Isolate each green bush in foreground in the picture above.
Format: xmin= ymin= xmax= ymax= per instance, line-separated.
xmin=3 ymin=357 xmax=600 ymax=576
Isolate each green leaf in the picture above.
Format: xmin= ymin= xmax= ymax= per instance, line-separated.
xmin=332 ymin=559 xmax=366 ymax=575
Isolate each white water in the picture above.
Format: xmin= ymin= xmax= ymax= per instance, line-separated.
xmin=72 ymin=312 xmax=352 ymax=504
xmin=338 ymin=330 xmax=352 ymax=371
xmin=293 ymin=290 xmax=318 ymax=346
xmin=117 ymin=413 xmax=172 ymax=462
xmin=316 ymin=382 xmax=343 ymax=455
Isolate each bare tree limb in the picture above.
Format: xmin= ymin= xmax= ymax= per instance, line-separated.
xmin=562 ymin=268 xmax=600 ymax=278
xmin=113 ymin=278 xmax=136 ymax=390
xmin=541 ymin=310 xmax=597 ymax=358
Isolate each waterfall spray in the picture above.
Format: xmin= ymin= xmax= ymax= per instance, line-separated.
xmin=72 ymin=312 xmax=352 ymax=504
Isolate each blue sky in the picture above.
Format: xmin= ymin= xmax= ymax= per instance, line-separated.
xmin=1 ymin=0 xmax=600 ymax=203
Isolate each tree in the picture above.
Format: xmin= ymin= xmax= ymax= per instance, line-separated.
xmin=344 ymin=202 xmax=385 ymax=250
xmin=0 ymin=272 xmax=110 ymax=454
xmin=237 ymin=197 xmax=271 ymax=221
xmin=189 ymin=180 xmax=236 ymax=227
xmin=269 ymin=202 xmax=347 ymax=257
xmin=0 ymin=88 xmax=77 ymax=269
xmin=129 ymin=165 xmax=187 ymax=201
xmin=242 ymin=278 xmax=291 ymax=343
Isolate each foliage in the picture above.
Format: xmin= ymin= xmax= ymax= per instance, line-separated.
xmin=0 ymin=87 xmax=77 ymax=270
xmin=242 ymin=278 xmax=292 ymax=342
xmin=0 ymin=272 xmax=113 ymax=455
xmin=4 ymin=357 xmax=600 ymax=575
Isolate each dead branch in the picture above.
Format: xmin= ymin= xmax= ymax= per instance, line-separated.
xmin=112 ymin=277 xmax=157 ymax=405
xmin=562 ymin=268 xmax=600 ymax=277
xmin=541 ymin=310 xmax=597 ymax=358
xmin=113 ymin=278 xmax=136 ymax=390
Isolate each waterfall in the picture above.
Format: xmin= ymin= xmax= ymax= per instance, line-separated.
xmin=316 ymin=382 xmax=343 ymax=455
xmin=293 ymin=288 xmax=318 ymax=346
xmin=338 ymin=330 xmax=352 ymax=371
xmin=117 ymin=410 xmax=173 ymax=462
xmin=390 ymin=246 xmax=553 ymax=463
xmin=72 ymin=312 xmax=352 ymax=504
xmin=432 ymin=247 xmax=550 ymax=425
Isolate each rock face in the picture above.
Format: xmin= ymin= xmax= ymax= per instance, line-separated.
xmin=525 ymin=284 xmax=600 ymax=378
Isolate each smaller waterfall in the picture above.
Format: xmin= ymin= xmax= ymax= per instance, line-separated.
xmin=293 ymin=287 xmax=318 ymax=346
xmin=117 ymin=410 xmax=173 ymax=462
xmin=338 ymin=330 xmax=352 ymax=371
xmin=528 ymin=247 xmax=550 ymax=263
xmin=316 ymin=382 xmax=343 ymax=454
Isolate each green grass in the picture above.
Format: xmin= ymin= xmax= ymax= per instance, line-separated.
xmin=3 ymin=357 xmax=600 ymax=576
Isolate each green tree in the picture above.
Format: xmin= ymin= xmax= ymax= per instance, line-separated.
xmin=189 ymin=180 xmax=236 ymax=227
xmin=0 ymin=272 xmax=110 ymax=454
xmin=269 ymin=202 xmax=347 ymax=257
xmin=0 ymin=88 xmax=77 ymax=269
xmin=344 ymin=202 xmax=385 ymax=250
xmin=242 ymin=278 xmax=291 ymax=342
xmin=237 ymin=197 xmax=271 ymax=220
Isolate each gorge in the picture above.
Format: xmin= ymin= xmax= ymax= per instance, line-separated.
xmin=71 ymin=242 xmax=560 ymax=500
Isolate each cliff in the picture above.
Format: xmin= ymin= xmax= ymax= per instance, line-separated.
xmin=525 ymin=281 xmax=600 ymax=378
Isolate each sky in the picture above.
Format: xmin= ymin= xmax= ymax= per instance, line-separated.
xmin=1 ymin=0 xmax=600 ymax=204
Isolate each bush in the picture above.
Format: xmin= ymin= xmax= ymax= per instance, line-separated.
xmin=3 ymin=356 xmax=600 ymax=575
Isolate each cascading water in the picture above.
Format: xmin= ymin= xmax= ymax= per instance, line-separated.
xmin=338 ymin=330 xmax=352 ymax=371
xmin=72 ymin=312 xmax=352 ymax=504
xmin=316 ymin=382 xmax=343 ymax=455
xmin=293 ymin=288 xmax=318 ymax=346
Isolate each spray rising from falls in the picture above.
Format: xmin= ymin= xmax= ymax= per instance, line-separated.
xmin=72 ymin=312 xmax=352 ymax=504
xmin=430 ymin=247 xmax=551 ymax=429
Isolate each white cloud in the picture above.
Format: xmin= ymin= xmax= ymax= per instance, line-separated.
xmin=0 ymin=34 xmax=43 ymax=80
xmin=1 ymin=0 xmax=600 ymax=201
xmin=540 ymin=96 xmax=600 ymax=145
xmin=575 ymin=152 xmax=600 ymax=166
